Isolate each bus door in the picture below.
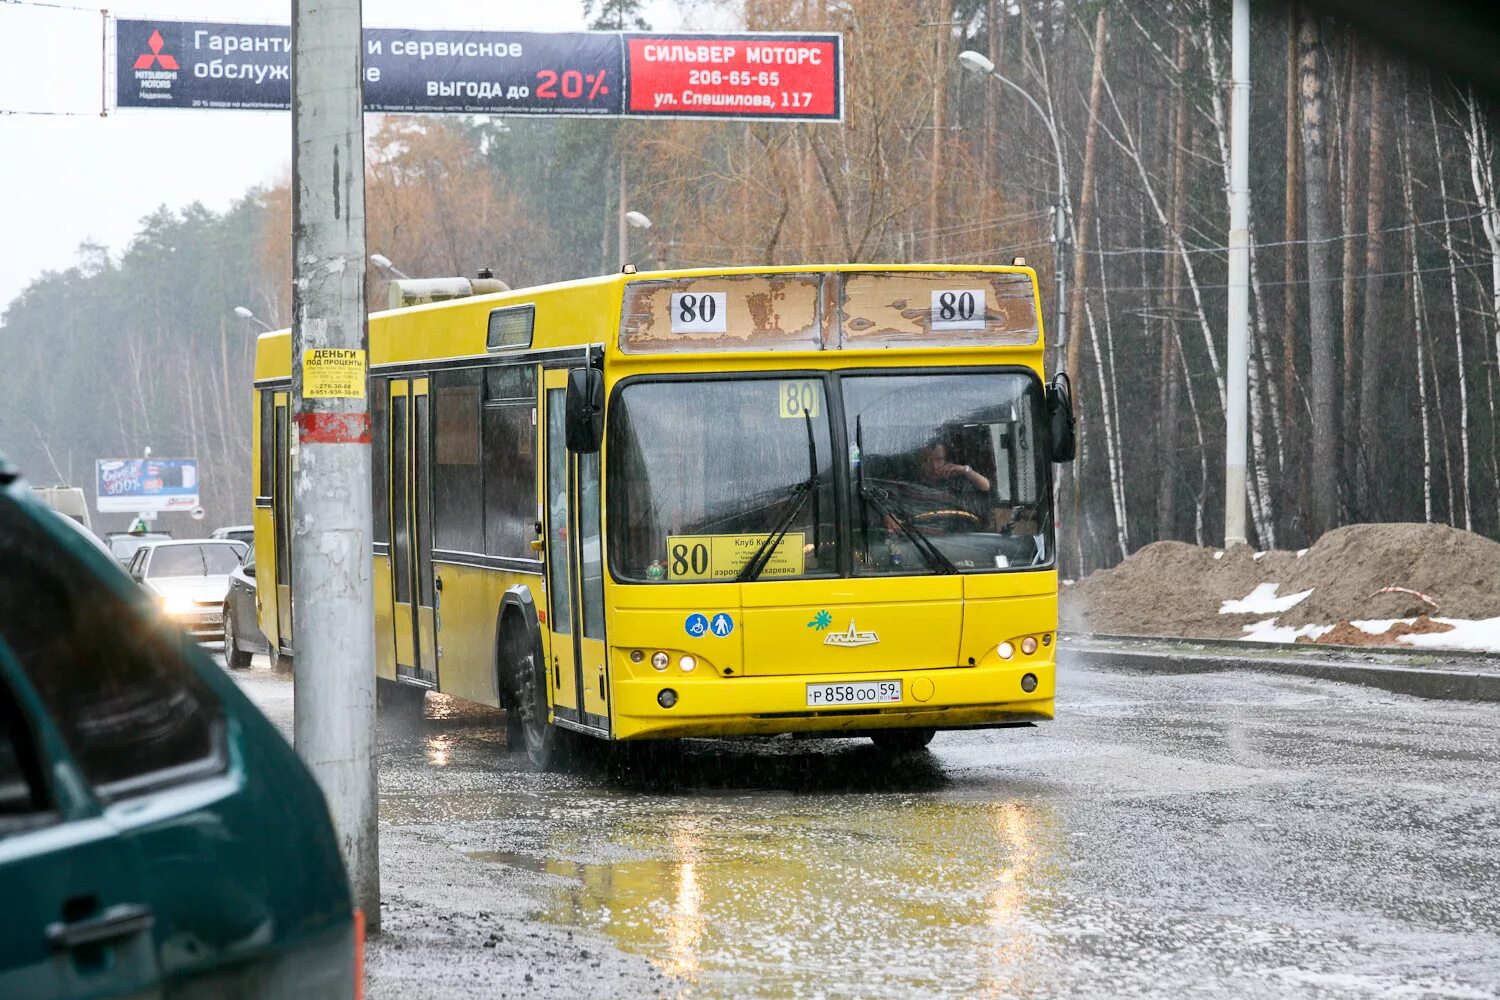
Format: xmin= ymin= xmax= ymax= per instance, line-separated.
xmin=389 ymin=378 xmax=438 ymax=687
xmin=542 ymin=371 xmax=605 ymax=731
xmin=272 ymin=390 xmax=292 ymax=650
xmin=575 ymin=441 xmax=609 ymax=730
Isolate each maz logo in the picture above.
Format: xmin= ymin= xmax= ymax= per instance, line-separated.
xmin=824 ymin=620 xmax=879 ymax=648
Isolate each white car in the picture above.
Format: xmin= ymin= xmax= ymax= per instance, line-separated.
xmin=125 ymin=539 xmax=245 ymax=641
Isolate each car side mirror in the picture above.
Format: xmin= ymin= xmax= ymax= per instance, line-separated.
xmin=565 ymin=367 xmax=605 ymax=453
xmin=242 ymin=562 xmax=256 ymax=578
xmin=1045 ymin=373 xmax=1076 ymax=464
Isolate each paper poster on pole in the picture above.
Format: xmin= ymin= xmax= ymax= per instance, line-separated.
xmin=302 ymin=349 xmax=367 ymax=399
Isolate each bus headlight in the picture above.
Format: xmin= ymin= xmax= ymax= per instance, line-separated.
xmin=996 ymin=641 xmax=1015 ymax=660
xmin=657 ymin=689 xmax=678 ymax=709
xmin=651 ymin=651 xmax=670 ymax=671
xmin=679 ymin=655 xmax=697 ymax=673
xmin=1021 ymin=636 xmax=1038 ymax=655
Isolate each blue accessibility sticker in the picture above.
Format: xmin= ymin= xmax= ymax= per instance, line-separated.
xmin=710 ymin=612 xmax=735 ymax=637
xmin=684 ymin=613 xmax=710 ymax=638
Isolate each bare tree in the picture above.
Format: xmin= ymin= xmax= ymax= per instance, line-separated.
xmin=1299 ymin=11 xmax=1339 ymax=535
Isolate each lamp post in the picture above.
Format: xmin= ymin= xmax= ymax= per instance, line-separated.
xmin=958 ymin=50 xmax=1069 ymax=364
xmin=232 ymin=306 xmax=275 ymax=332
xmin=369 ymin=253 xmax=411 ymax=280
xmin=625 ymin=210 xmax=664 ymax=269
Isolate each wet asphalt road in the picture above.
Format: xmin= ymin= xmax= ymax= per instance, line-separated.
xmin=235 ymin=660 xmax=1500 ymax=999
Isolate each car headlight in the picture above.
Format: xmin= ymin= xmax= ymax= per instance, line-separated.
xmin=161 ymin=593 xmax=195 ymax=615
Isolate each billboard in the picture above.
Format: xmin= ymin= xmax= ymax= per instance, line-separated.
xmin=113 ymin=20 xmax=842 ymax=122
xmin=95 ymin=458 xmax=199 ymax=513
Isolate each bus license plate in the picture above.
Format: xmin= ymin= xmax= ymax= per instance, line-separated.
xmin=806 ymin=679 xmax=902 ymax=708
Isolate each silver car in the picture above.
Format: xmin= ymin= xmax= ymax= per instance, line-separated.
xmin=125 ymin=540 xmax=244 ymax=641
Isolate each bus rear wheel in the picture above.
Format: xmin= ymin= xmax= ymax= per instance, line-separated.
xmin=870 ymin=729 xmax=936 ymax=753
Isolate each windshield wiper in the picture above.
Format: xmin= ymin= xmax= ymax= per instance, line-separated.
xmin=737 ymin=407 xmax=819 ymax=583
xmin=858 ymin=483 xmax=958 ymax=575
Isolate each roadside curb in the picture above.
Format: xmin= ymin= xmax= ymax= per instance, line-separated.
xmin=1059 ymin=642 xmax=1500 ymax=703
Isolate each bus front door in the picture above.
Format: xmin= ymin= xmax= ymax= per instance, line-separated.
xmin=272 ymin=391 xmax=292 ymax=652
xmin=389 ymin=378 xmax=438 ymax=688
xmin=542 ymin=373 xmax=587 ymax=730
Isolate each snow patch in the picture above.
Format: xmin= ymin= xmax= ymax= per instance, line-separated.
xmin=1240 ymin=618 xmax=1333 ymax=643
xmin=1295 ymin=548 xmax=1308 ymax=557
xmin=1398 ymin=616 xmax=1500 ymax=652
xmin=1252 ymin=550 xmax=1266 ymax=561
xmin=1212 ymin=551 xmax=1225 ymax=560
xmin=1220 ymin=583 xmax=1314 ymax=615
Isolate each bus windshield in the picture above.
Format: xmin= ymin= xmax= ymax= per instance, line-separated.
xmin=844 ymin=371 xmax=1051 ymax=574
xmin=608 ymin=377 xmax=838 ymax=582
xmin=607 ymin=370 xmax=1052 ymax=582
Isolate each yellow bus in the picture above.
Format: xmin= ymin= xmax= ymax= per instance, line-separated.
xmin=252 ymin=264 xmax=1075 ymax=767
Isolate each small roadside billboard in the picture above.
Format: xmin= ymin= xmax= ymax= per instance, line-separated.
xmin=95 ymin=458 xmax=199 ymax=513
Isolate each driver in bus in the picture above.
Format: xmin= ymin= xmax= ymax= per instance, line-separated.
xmin=917 ymin=441 xmax=991 ymax=495
xmin=882 ymin=440 xmax=992 ymax=535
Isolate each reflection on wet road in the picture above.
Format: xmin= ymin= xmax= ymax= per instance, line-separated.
xmin=265 ymin=665 xmax=1500 ymax=997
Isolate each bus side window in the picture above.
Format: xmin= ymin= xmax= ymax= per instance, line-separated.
xmin=483 ymin=365 xmax=538 ymax=559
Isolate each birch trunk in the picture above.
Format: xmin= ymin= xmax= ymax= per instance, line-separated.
xmin=1430 ymin=87 xmax=1474 ymax=529
xmin=1398 ymin=118 xmax=1434 ymax=521
xmin=1356 ymin=55 xmax=1389 ymax=518
xmin=1157 ymin=28 xmax=1189 ymax=541
xmin=1299 ymin=11 xmax=1339 ymax=535
xmin=1283 ymin=7 xmax=1301 ymax=437
xmin=1339 ymin=40 xmax=1365 ymax=493
xmin=1065 ymin=10 xmax=1109 ymax=379
xmin=1462 ymin=87 xmax=1500 ymax=527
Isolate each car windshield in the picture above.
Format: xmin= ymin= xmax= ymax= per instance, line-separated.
xmin=844 ymin=371 xmax=1051 ymax=574
xmin=608 ymin=377 xmax=837 ymax=582
xmin=108 ymin=533 xmax=170 ymax=562
xmin=148 ymin=544 xmax=242 ymax=578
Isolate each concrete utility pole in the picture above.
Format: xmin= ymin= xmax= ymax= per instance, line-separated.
xmin=1224 ymin=0 xmax=1251 ymax=547
xmin=290 ymin=0 xmax=380 ymax=930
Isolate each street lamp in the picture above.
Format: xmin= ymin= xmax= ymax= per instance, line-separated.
xmin=369 ymin=253 xmax=411 ymax=280
xmin=233 ymin=305 xmax=275 ymax=332
xmin=958 ymin=49 xmax=1070 ymax=364
xmin=625 ymin=210 xmax=667 ymax=269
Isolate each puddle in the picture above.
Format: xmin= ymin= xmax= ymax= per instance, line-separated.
xmin=468 ymin=798 xmax=1066 ymax=998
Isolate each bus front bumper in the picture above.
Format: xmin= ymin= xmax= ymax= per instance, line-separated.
xmin=610 ymin=660 xmax=1054 ymax=740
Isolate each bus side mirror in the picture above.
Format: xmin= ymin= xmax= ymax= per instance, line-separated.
xmin=1045 ymin=373 xmax=1076 ymax=463
xmin=565 ymin=367 xmax=605 ymax=453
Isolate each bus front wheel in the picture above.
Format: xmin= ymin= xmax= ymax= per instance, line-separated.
xmin=515 ymin=645 xmax=573 ymax=771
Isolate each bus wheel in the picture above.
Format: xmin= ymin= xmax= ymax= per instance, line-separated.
xmin=516 ymin=646 xmax=571 ymax=771
xmin=870 ymin=729 xmax=936 ymax=753
xmin=222 ymin=605 xmax=251 ymax=670
xmin=504 ymin=708 xmax=524 ymax=752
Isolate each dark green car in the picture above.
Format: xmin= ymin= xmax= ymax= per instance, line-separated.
xmin=0 ymin=461 xmax=355 ymax=998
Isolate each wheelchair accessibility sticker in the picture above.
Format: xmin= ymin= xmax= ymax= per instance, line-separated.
xmin=684 ymin=612 xmax=735 ymax=638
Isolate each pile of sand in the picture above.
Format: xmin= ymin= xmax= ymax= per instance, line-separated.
xmin=1063 ymin=523 xmax=1500 ymax=643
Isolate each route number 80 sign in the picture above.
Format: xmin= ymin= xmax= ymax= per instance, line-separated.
xmin=670 ymin=292 xmax=728 ymax=333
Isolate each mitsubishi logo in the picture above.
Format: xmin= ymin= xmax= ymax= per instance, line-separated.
xmin=133 ymin=30 xmax=180 ymax=71
xmin=824 ymin=620 xmax=879 ymax=648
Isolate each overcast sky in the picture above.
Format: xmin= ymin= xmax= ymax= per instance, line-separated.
xmin=0 ymin=0 xmax=699 ymax=313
